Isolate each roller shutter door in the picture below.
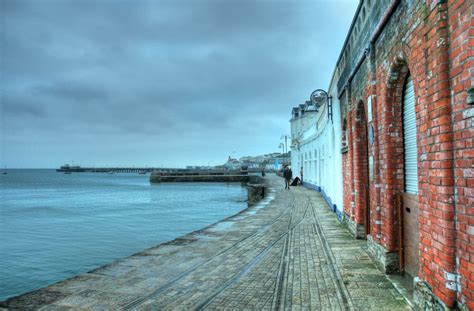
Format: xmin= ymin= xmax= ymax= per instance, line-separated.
xmin=403 ymin=75 xmax=418 ymax=194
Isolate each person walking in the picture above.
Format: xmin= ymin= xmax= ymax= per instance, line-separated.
xmin=283 ymin=165 xmax=293 ymax=189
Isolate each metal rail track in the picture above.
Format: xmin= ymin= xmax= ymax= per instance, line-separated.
xmin=309 ymin=194 xmax=353 ymax=311
xmin=122 ymin=189 xmax=290 ymax=310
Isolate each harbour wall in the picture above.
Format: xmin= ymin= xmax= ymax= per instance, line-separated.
xmin=150 ymin=172 xmax=268 ymax=206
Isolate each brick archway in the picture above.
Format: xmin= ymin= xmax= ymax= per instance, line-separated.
xmin=381 ymin=55 xmax=411 ymax=263
xmin=353 ymin=101 xmax=370 ymax=238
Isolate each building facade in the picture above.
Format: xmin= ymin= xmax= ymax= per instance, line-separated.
xmin=290 ymin=96 xmax=345 ymax=219
xmin=290 ymin=0 xmax=473 ymax=309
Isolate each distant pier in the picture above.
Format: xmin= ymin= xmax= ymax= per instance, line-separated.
xmin=56 ymin=165 xmax=271 ymax=175
xmin=56 ymin=165 xmax=158 ymax=173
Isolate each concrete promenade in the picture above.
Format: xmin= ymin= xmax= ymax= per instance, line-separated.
xmin=2 ymin=175 xmax=410 ymax=310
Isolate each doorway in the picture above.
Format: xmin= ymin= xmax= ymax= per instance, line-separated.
xmin=356 ymin=101 xmax=371 ymax=236
xmin=401 ymin=74 xmax=419 ymax=278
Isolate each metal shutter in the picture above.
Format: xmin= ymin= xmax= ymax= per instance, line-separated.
xmin=403 ymin=75 xmax=418 ymax=194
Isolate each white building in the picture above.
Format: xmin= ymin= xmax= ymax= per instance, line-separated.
xmin=224 ymin=156 xmax=240 ymax=170
xmin=290 ymin=87 xmax=344 ymax=221
xmin=239 ymin=153 xmax=285 ymax=171
xmin=290 ymin=101 xmax=318 ymax=170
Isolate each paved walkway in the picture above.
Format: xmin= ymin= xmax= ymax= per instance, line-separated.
xmin=2 ymin=175 xmax=410 ymax=310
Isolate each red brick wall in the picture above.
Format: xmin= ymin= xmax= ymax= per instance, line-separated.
xmin=417 ymin=2 xmax=456 ymax=305
xmin=342 ymin=152 xmax=352 ymax=218
xmin=447 ymin=0 xmax=473 ymax=308
xmin=339 ymin=0 xmax=473 ymax=308
xmin=343 ymin=97 xmax=355 ymax=219
xmin=377 ymin=58 xmax=408 ymax=254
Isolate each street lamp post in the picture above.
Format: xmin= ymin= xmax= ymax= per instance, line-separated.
xmin=280 ymin=135 xmax=289 ymax=154
xmin=278 ymin=143 xmax=284 ymax=165
xmin=280 ymin=135 xmax=290 ymax=165
xmin=310 ymin=89 xmax=333 ymax=123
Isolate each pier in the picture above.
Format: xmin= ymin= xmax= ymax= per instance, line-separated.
xmin=56 ymin=165 xmax=159 ymax=173
xmin=1 ymin=175 xmax=410 ymax=310
xmin=56 ymin=165 xmax=268 ymax=175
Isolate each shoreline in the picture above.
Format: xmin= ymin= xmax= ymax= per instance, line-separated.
xmin=0 ymin=175 xmax=273 ymax=306
xmin=1 ymin=175 xmax=409 ymax=310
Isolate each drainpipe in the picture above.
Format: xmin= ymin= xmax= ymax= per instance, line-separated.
xmin=430 ymin=1 xmax=457 ymax=307
xmin=370 ymin=0 xmax=401 ymax=45
xmin=337 ymin=50 xmax=368 ymax=99
xmin=368 ymin=41 xmax=383 ymax=245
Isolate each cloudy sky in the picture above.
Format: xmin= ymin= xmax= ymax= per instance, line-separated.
xmin=1 ymin=0 xmax=358 ymax=168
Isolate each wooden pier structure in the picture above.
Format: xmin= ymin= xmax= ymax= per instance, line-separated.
xmin=56 ymin=165 xmax=158 ymax=173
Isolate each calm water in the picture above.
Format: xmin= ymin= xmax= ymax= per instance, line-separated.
xmin=0 ymin=169 xmax=247 ymax=300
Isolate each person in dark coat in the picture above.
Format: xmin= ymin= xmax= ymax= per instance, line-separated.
xmin=283 ymin=165 xmax=293 ymax=189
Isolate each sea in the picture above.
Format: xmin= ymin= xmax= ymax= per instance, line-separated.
xmin=0 ymin=169 xmax=248 ymax=301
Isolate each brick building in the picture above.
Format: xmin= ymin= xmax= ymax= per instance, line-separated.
xmin=290 ymin=0 xmax=473 ymax=309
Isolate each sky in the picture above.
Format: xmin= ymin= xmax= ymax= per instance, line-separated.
xmin=1 ymin=0 xmax=358 ymax=168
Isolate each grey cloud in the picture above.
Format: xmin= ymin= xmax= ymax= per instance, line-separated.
xmin=32 ymin=82 xmax=109 ymax=102
xmin=2 ymin=99 xmax=46 ymax=117
xmin=1 ymin=0 xmax=358 ymax=168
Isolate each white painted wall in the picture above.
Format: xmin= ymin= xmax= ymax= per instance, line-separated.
xmin=289 ymin=89 xmax=344 ymax=218
xmin=290 ymin=108 xmax=317 ymax=176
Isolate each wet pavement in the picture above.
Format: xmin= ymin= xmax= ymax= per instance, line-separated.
xmin=1 ymin=174 xmax=410 ymax=310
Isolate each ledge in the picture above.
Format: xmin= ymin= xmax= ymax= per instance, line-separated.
xmin=366 ymin=235 xmax=400 ymax=274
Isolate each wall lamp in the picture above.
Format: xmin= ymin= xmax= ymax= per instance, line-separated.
xmin=310 ymin=89 xmax=333 ymax=123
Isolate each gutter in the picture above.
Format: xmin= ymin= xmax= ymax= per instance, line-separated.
xmin=370 ymin=0 xmax=401 ymax=45
xmin=337 ymin=49 xmax=369 ymax=99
